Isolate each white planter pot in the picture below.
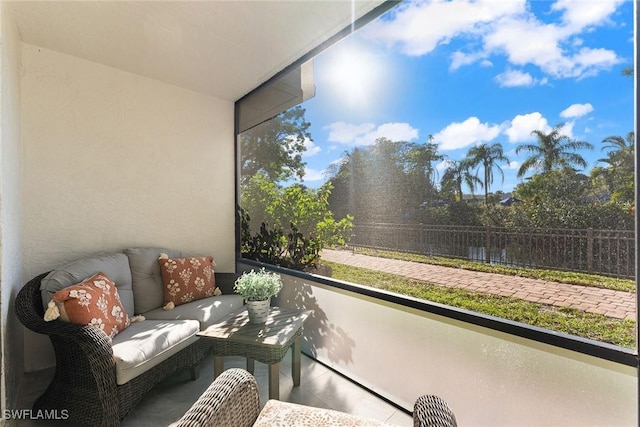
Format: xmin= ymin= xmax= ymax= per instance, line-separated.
xmin=246 ymin=298 xmax=271 ymax=324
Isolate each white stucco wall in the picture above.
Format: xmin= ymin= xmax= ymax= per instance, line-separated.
xmin=0 ymin=2 xmax=24 ymax=413
xmin=21 ymin=44 xmax=236 ymax=371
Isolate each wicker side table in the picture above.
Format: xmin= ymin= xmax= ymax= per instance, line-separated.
xmin=198 ymin=307 xmax=312 ymax=400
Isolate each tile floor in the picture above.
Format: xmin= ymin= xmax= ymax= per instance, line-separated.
xmin=16 ymin=350 xmax=412 ymax=426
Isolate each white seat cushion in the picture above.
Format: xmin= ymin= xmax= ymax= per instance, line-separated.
xmin=112 ymin=319 xmax=199 ymax=385
xmin=142 ymin=294 xmax=244 ymax=329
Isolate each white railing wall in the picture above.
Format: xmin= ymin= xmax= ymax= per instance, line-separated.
xmin=247 ymin=264 xmax=638 ymax=426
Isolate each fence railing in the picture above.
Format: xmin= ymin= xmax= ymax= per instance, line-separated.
xmin=348 ymin=223 xmax=636 ymax=279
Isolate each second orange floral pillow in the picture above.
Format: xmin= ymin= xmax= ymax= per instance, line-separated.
xmin=158 ymin=254 xmax=219 ymax=309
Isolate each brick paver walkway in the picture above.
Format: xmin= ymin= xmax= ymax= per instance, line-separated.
xmin=321 ymin=249 xmax=636 ymax=320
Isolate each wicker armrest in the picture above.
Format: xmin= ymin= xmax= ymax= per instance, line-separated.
xmin=15 ymin=273 xmax=120 ymax=424
xmin=175 ymin=368 xmax=261 ymax=427
xmin=413 ymin=394 xmax=457 ymax=427
xmin=15 ymin=272 xmax=115 ymax=367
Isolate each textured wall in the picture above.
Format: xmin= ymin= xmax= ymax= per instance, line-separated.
xmin=0 ymin=2 xmax=24 ymax=413
xmin=21 ymin=44 xmax=235 ymax=371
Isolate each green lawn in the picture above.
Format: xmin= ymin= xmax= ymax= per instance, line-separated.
xmin=355 ymin=247 xmax=635 ymax=292
xmin=325 ymin=260 xmax=636 ymax=349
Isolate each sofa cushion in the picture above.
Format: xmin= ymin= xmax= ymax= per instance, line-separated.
xmin=142 ymin=294 xmax=244 ymax=329
xmin=47 ymin=272 xmax=130 ymax=338
xmin=123 ymin=247 xmax=184 ymax=314
xmin=159 ymin=255 xmax=217 ymax=308
xmin=253 ymin=400 xmax=392 ymax=426
xmin=40 ymin=253 xmax=134 ymax=316
xmin=111 ymin=319 xmax=199 ymax=385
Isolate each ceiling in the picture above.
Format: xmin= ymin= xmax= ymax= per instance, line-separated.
xmin=9 ymin=0 xmax=385 ymax=101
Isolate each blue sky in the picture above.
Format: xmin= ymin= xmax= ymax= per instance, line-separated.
xmin=297 ymin=0 xmax=635 ymax=193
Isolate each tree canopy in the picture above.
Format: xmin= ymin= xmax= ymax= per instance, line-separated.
xmin=239 ymin=107 xmax=351 ymax=269
xmin=240 ymin=106 xmax=311 ymax=184
xmin=241 ymin=106 xmax=634 ymax=240
xmin=593 ymin=131 xmax=635 ymax=203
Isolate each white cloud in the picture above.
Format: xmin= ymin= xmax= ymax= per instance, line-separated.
xmin=552 ymin=0 xmax=625 ymax=32
xmin=480 ymin=12 xmax=620 ymax=79
xmin=494 ymin=69 xmax=536 ymax=87
xmin=505 ymin=160 xmax=521 ymax=170
xmin=325 ymin=121 xmax=419 ymax=146
xmin=450 ymin=51 xmax=484 ymax=71
xmin=450 ymin=53 xmax=494 ymax=71
xmin=484 ymin=18 xmax=568 ymax=77
xmin=363 ymin=0 xmax=526 ymax=56
xmin=505 ymin=112 xmax=550 ymax=142
xmin=570 ymin=47 xmax=620 ymax=78
xmin=303 ymin=138 xmax=321 ymax=157
xmin=432 ymin=117 xmax=502 ymax=150
xmin=366 ymin=0 xmax=623 ymax=81
xmin=374 ymin=123 xmax=420 ymax=142
xmin=435 ymin=160 xmax=450 ymax=172
xmin=557 ymin=121 xmax=575 ymax=139
xmin=560 ymin=103 xmax=594 ymax=119
xmin=302 ymin=167 xmax=325 ymax=182
xmin=325 ymin=122 xmax=376 ymax=144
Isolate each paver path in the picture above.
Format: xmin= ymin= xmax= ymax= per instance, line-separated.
xmin=321 ymin=249 xmax=636 ymax=320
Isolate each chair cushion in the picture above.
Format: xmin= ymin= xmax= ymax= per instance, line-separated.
xmin=142 ymin=294 xmax=244 ymax=329
xmin=112 ymin=319 xmax=199 ymax=385
xmin=158 ymin=255 xmax=217 ymax=307
xmin=253 ymin=400 xmax=391 ymax=426
xmin=40 ymin=253 xmax=134 ymax=316
xmin=123 ymin=247 xmax=184 ymax=314
xmin=47 ymin=272 xmax=130 ymax=338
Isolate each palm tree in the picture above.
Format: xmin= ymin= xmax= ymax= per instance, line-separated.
xmin=516 ymin=124 xmax=593 ymax=178
xmin=600 ymin=131 xmax=634 ymax=162
xmin=596 ymin=131 xmax=635 ymax=203
xmin=465 ymin=143 xmax=510 ymax=205
xmin=440 ymin=159 xmax=480 ymax=202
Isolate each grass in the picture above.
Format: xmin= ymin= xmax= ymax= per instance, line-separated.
xmin=355 ymin=247 xmax=636 ymax=292
xmin=325 ymin=260 xmax=636 ymax=348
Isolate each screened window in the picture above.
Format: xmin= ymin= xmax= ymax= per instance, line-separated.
xmin=238 ymin=0 xmax=637 ymax=354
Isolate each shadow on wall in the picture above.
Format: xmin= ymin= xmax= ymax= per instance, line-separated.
xmin=275 ymin=277 xmax=355 ymax=367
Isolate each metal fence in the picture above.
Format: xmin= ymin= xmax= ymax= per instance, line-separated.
xmin=348 ymin=223 xmax=636 ymax=279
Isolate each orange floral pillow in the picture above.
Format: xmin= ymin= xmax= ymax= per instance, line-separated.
xmin=158 ymin=254 xmax=219 ymax=309
xmin=44 ymin=272 xmax=130 ymax=338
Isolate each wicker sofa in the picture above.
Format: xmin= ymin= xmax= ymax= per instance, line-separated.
xmin=15 ymin=248 xmax=244 ymax=427
xmin=175 ymin=368 xmax=457 ymax=427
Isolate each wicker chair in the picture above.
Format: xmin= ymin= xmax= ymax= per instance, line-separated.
xmin=413 ymin=394 xmax=457 ymax=427
xmin=176 ymin=368 xmax=457 ymax=427
xmin=176 ymin=368 xmax=261 ymax=427
xmin=15 ymin=273 xmax=209 ymax=427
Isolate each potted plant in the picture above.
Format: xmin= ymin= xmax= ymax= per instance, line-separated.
xmin=233 ymin=268 xmax=283 ymax=323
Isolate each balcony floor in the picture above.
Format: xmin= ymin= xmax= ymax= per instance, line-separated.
xmin=17 ymin=350 xmax=413 ymax=426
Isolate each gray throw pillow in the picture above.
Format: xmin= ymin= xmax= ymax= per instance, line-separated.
xmin=40 ymin=253 xmax=134 ymax=316
xmin=123 ymin=247 xmax=184 ymax=314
